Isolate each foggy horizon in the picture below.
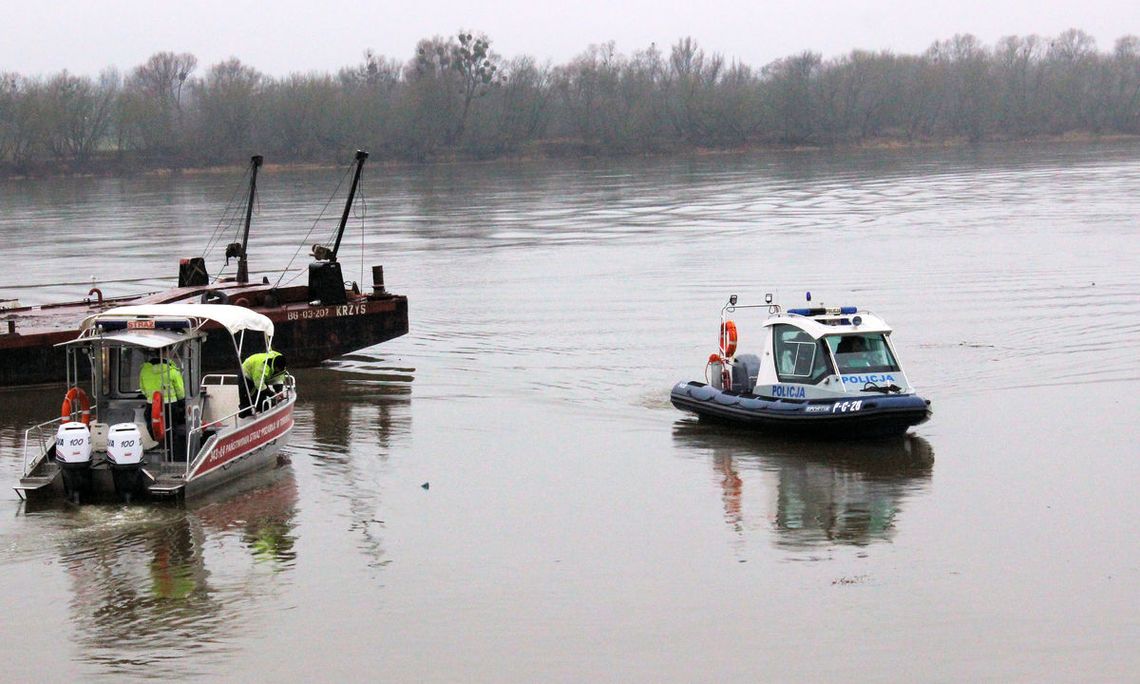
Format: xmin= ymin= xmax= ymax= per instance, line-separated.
xmin=3 ymin=0 xmax=1137 ymax=77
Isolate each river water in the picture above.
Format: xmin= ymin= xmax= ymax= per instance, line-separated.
xmin=1 ymin=142 xmax=1138 ymax=680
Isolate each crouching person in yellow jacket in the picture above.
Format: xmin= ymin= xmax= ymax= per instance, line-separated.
xmin=241 ymin=351 xmax=287 ymax=413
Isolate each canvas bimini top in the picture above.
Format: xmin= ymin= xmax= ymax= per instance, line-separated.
xmin=62 ymin=328 xmax=198 ymax=350
xmin=79 ymin=304 xmax=274 ymax=338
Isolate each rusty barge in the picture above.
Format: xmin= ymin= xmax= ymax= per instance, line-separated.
xmin=0 ymin=151 xmax=408 ymax=388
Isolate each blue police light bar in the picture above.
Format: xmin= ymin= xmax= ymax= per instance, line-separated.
xmin=787 ymin=306 xmax=858 ymax=317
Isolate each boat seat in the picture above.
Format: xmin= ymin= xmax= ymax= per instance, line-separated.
xmin=201 ymin=382 xmax=241 ymax=428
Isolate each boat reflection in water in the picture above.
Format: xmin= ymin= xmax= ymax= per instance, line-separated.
xmin=46 ymin=466 xmax=298 ymax=675
xmin=672 ymin=419 xmax=933 ymax=551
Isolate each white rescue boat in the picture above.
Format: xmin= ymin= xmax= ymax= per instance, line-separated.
xmin=15 ymin=304 xmax=296 ymax=503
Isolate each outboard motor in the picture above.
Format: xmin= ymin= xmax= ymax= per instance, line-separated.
xmin=731 ymin=354 xmax=762 ymax=394
xmin=106 ymin=423 xmax=145 ymax=503
xmin=56 ymin=422 xmax=92 ymax=503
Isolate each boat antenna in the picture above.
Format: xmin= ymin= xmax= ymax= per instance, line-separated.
xmin=328 ymin=150 xmax=368 ymax=264
xmin=234 ymin=155 xmax=263 ymax=283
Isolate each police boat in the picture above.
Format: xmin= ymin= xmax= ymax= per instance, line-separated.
xmin=14 ymin=304 xmax=296 ymax=504
xmin=671 ymin=293 xmax=932 ymax=437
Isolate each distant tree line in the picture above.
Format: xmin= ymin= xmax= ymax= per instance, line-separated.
xmin=1 ymin=28 xmax=1138 ymax=174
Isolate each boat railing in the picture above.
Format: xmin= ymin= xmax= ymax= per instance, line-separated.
xmin=198 ymin=373 xmax=246 ymax=428
xmin=722 ymin=299 xmax=781 ymax=319
xmin=22 ymin=416 xmax=67 ymax=477
xmin=185 ymin=374 xmax=295 ymax=476
xmin=253 ymin=374 xmax=295 ymax=413
xmin=184 ymin=430 xmax=219 ymax=477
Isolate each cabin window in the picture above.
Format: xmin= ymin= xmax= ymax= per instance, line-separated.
xmin=825 ymin=333 xmax=900 ymax=374
xmin=773 ymin=325 xmax=834 ymax=384
xmin=111 ymin=348 xmax=190 ymax=398
xmin=113 ymin=348 xmax=141 ymax=397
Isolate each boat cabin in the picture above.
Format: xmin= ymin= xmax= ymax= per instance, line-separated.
xmin=66 ymin=317 xmax=205 ymax=460
xmin=718 ymin=306 xmax=915 ymax=400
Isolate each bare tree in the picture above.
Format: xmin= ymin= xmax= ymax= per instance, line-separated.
xmin=452 ymin=32 xmax=504 ymax=143
xmin=38 ymin=70 xmax=119 ymax=163
xmin=193 ymin=58 xmax=263 ymax=162
xmin=1109 ymin=36 xmax=1140 ymax=132
xmin=1044 ymin=29 xmax=1099 ymax=132
xmin=120 ymin=52 xmax=198 ymax=157
xmin=666 ymin=37 xmax=724 ymax=144
xmin=762 ymin=51 xmax=822 ymax=145
xmin=993 ymin=35 xmax=1045 ymax=136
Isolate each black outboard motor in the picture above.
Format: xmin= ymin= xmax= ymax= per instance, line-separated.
xmin=731 ymin=354 xmax=762 ymax=394
xmin=106 ymin=423 xmax=145 ymax=503
xmin=56 ymin=422 xmax=93 ymax=503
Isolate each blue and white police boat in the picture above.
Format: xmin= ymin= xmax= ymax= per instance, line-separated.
xmin=671 ymin=293 xmax=932 ymax=437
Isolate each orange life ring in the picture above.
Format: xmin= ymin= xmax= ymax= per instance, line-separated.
xmin=719 ymin=320 xmax=738 ymax=358
xmin=151 ymin=391 xmax=165 ymax=442
xmin=60 ymin=387 xmax=91 ymax=425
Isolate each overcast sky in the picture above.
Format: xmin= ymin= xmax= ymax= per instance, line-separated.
xmin=3 ymin=0 xmax=1138 ymax=77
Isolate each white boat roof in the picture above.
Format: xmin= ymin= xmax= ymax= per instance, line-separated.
xmin=762 ymin=309 xmax=893 ymax=339
xmin=81 ymin=304 xmax=274 ymax=338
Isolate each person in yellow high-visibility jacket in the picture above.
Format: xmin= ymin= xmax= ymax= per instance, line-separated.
xmin=139 ymin=356 xmax=186 ymax=446
xmin=139 ymin=356 xmax=185 ymax=403
xmin=242 ymin=350 xmax=287 ymax=392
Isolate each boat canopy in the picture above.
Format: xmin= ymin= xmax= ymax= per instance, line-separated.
xmin=60 ymin=329 xmax=199 ymax=349
xmin=80 ymin=304 xmax=274 ymax=338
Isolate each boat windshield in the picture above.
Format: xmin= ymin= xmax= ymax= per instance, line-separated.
xmin=825 ymin=333 xmax=900 ymax=374
xmin=773 ymin=324 xmax=834 ymax=384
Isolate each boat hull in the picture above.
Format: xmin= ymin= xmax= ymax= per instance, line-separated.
xmin=17 ymin=399 xmax=295 ymax=504
xmin=670 ymin=381 xmax=931 ymax=437
xmin=180 ymin=399 xmax=295 ymax=499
